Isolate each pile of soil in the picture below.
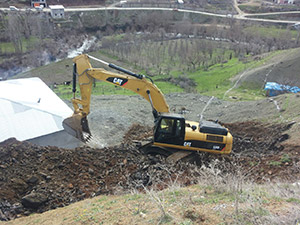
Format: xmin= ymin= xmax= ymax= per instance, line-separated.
xmin=0 ymin=138 xmax=199 ymax=221
xmin=1 ymin=121 xmax=299 ymax=221
xmin=226 ymin=121 xmax=300 ymax=183
xmin=225 ymin=121 xmax=292 ymax=155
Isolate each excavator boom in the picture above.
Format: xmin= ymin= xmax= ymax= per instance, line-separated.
xmin=63 ymin=54 xmax=170 ymax=142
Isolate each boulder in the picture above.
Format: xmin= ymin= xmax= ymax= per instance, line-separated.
xmin=21 ymin=193 xmax=47 ymax=209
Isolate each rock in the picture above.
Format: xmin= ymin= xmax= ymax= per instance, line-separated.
xmin=139 ymin=212 xmax=146 ymax=218
xmin=23 ymin=211 xmax=31 ymax=216
xmin=58 ymin=163 xmax=64 ymax=169
xmin=21 ymin=193 xmax=48 ymax=209
xmin=0 ymin=208 xmax=7 ymax=221
xmin=12 ymin=203 xmax=24 ymax=214
xmin=10 ymin=178 xmax=28 ymax=194
xmin=26 ymin=176 xmax=39 ymax=185
xmin=88 ymin=168 xmax=94 ymax=174
xmin=39 ymin=172 xmax=48 ymax=178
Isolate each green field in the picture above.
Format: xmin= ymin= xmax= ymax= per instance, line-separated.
xmin=0 ymin=36 xmax=40 ymax=53
xmin=48 ymin=44 xmax=280 ymax=101
xmin=52 ymin=52 xmax=268 ymax=101
xmin=13 ymin=32 xmax=292 ymax=101
xmin=243 ymin=26 xmax=298 ymax=40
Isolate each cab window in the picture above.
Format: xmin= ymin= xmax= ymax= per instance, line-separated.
xmin=160 ymin=118 xmax=174 ymax=134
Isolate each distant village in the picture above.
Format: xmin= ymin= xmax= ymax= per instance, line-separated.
xmin=31 ymin=0 xmax=65 ymax=18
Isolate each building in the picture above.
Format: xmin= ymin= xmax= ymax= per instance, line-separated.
xmin=31 ymin=0 xmax=47 ymax=8
xmin=276 ymin=0 xmax=295 ymax=3
xmin=49 ymin=5 xmax=65 ymax=19
xmin=0 ymin=77 xmax=81 ymax=149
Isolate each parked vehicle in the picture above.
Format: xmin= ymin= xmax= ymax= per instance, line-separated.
xmin=9 ymin=6 xmax=19 ymax=11
xmin=35 ymin=5 xmax=44 ymax=11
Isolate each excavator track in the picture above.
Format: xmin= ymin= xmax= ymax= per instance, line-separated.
xmin=139 ymin=142 xmax=200 ymax=164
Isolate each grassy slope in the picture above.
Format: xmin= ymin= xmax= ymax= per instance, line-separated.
xmin=3 ymin=182 xmax=300 ymax=225
xmin=269 ymin=93 xmax=300 ymax=146
xmin=14 ymin=48 xmax=294 ymax=101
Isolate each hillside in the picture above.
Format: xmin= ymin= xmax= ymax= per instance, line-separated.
xmin=0 ymin=92 xmax=300 ymax=223
xmin=1 ymin=3 xmax=300 ymax=224
xmin=15 ymin=47 xmax=300 ymax=101
xmin=233 ymin=48 xmax=300 ymax=89
xmin=2 ymin=52 xmax=300 ymax=225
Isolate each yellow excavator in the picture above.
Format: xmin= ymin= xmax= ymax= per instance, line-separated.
xmin=63 ymin=54 xmax=233 ymax=159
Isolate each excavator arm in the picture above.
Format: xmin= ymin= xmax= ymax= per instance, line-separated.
xmin=63 ymin=54 xmax=170 ymax=142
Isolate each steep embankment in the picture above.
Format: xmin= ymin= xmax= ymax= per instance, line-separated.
xmin=232 ymin=48 xmax=300 ymax=89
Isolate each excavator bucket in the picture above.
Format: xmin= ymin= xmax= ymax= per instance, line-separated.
xmin=62 ymin=114 xmax=92 ymax=142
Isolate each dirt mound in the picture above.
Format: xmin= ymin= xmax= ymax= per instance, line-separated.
xmin=0 ymin=138 xmax=200 ymax=221
xmin=122 ymin=124 xmax=153 ymax=145
xmin=1 ymin=121 xmax=299 ymax=221
xmin=226 ymin=121 xmax=300 ymax=183
xmin=225 ymin=121 xmax=292 ymax=155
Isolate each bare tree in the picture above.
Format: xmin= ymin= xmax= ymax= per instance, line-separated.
xmin=6 ymin=13 xmax=23 ymax=54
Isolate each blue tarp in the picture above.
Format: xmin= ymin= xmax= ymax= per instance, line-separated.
xmin=264 ymin=82 xmax=300 ymax=97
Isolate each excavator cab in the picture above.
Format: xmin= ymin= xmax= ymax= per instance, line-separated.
xmin=154 ymin=114 xmax=185 ymax=146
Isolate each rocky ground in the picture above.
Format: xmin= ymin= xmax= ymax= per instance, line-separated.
xmin=1 ymin=92 xmax=300 ymax=221
xmin=0 ymin=118 xmax=299 ymax=221
xmin=82 ymin=93 xmax=299 ymax=147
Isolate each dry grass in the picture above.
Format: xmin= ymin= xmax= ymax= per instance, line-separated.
xmin=2 ymin=160 xmax=300 ymax=225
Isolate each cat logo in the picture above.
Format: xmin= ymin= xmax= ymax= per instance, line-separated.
xmin=113 ymin=78 xmax=123 ymax=85
xmin=213 ymin=145 xmax=220 ymax=150
xmin=106 ymin=77 xmax=128 ymax=86
xmin=184 ymin=142 xmax=192 ymax=147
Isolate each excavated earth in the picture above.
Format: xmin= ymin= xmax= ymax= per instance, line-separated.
xmin=1 ymin=121 xmax=300 ymax=221
xmin=1 ymin=94 xmax=300 ymax=221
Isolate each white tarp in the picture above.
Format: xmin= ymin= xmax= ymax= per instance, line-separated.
xmin=0 ymin=77 xmax=73 ymax=142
